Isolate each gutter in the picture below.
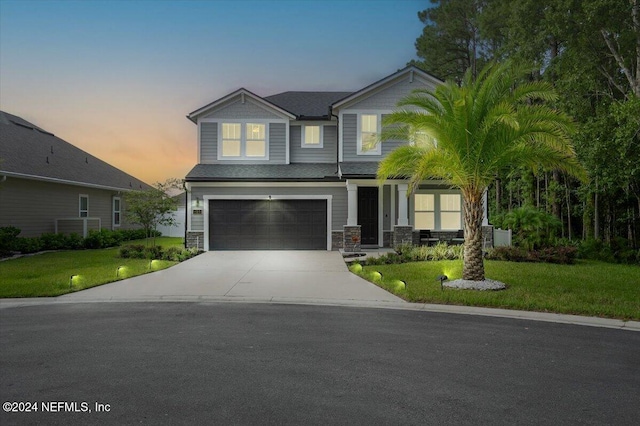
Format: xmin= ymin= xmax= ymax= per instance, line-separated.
xmin=0 ymin=171 xmax=148 ymax=192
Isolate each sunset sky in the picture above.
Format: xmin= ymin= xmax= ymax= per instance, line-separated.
xmin=1 ymin=0 xmax=425 ymax=184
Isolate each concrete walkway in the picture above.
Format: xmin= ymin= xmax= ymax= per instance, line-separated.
xmin=57 ymin=251 xmax=405 ymax=305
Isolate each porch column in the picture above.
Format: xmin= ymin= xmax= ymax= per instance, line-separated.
xmin=346 ymin=183 xmax=358 ymax=226
xmin=397 ymin=183 xmax=409 ymax=226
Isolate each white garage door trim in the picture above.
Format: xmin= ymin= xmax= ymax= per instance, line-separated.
xmin=203 ymin=195 xmax=333 ymax=251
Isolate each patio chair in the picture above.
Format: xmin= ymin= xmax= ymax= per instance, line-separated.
xmin=451 ymin=229 xmax=464 ymax=245
xmin=419 ymin=230 xmax=439 ymax=246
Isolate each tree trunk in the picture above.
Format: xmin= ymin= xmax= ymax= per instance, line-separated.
xmin=552 ymin=170 xmax=561 ymax=219
xmin=462 ymin=190 xmax=485 ymax=281
xmin=495 ymin=177 xmax=501 ymax=215
xmin=594 ymin=177 xmax=600 ymax=240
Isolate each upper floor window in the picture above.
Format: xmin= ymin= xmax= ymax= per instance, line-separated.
xmin=302 ymin=125 xmax=323 ymax=148
xmin=79 ymin=195 xmax=89 ymax=218
xmin=357 ymin=114 xmax=381 ymax=155
xmin=219 ymin=122 xmax=267 ymax=159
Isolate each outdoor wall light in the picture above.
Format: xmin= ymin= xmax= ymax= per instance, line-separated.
xmin=436 ymin=274 xmax=448 ymax=290
xmin=196 ymin=197 xmax=201 ymax=207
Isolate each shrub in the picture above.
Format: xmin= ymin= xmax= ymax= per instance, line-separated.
xmin=486 ymin=246 xmax=577 ymax=264
xmin=40 ymin=233 xmax=70 ymax=250
xmin=161 ymin=247 xmax=182 ymax=261
xmin=502 ymin=205 xmax=562 ymax=250
xmin=143 ymin=245 xmax=164 ymax=259
xmin=119 ymin=244 xmax=146 ymax=259
xmin=14 ymin=237 xmax=44 ymax=254
xmin=0 ymin=226 xmax=21 ymax=253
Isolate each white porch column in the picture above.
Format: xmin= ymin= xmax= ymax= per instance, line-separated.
xmin=397 ymin=183 xmax=409 ymax=226
xmin=347 ymin=183 xmax=358 ymax=226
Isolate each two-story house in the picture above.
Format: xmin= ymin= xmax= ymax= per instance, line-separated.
xmin=184 ymin=66 xmax=489 ymax=251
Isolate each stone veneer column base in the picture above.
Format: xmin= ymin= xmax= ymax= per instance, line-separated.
xmin=393 ymin=226 xmax=413 ymax=247
xmin=331 ymin=231 xmax=344 ymax=251
xmin=186 ymin=231 xmax=204 ymax=251
xmin=343 ymin=225 xmax=361 ymax=252
xmin=482 ymin=225 xmax=494 ymax=249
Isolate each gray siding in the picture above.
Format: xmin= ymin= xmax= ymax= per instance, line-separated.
xmin=346 ymin=76 xmax=433 ymax=110
xmin=200 ymin=122 xmax=217 ymax=163
xmin=342 ymin=114 xmax=407 ymax=162
xmin=189 ymin=185 xmax=347 ymax=231
xmin=268 ymin=123 xmax=286 ymax=164
xmin=202 ymin=98 xmax=282 ymax=120
xmin=199 ymin=122 xmax=286 ymax=164
xmin=290 ymin=125 xmax=337 ymax=163
xmin=0 ymin=177 xmax=136 ymax=237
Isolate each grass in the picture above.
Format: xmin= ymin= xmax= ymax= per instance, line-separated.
xmin=0 ymin=237 xmax=186 ymax=298
xmin=352 ymin=259 xmax=640 ymax=320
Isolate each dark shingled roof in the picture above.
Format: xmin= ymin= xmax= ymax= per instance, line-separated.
xmin=264 ymin=91 xmax=353 ymax=119
xmin=185 ymin=163 xmax=341 ymax=181
xmin=0 ymin=111 xmax=151 ymax=191
xmin=340 ymin=162 xmax=379 ymax=177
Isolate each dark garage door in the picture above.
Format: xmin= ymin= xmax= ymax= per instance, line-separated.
xmin=209 ymin=199 xmax=327 ymax=250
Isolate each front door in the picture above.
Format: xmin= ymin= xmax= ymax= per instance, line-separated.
xmin=358 ymin=187 xmax=378 ymax=245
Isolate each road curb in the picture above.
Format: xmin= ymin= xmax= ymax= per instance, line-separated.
xmin=0 ymin=296 xmax=637 ymax=331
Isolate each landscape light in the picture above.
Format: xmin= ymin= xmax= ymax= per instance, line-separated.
xmin=436 ymin=274 xmax=448 ymax=290
xmin=69 ymin=274 xmax=77 ymax=289
xmin=116 ymin=266 xmax=124 ymax=277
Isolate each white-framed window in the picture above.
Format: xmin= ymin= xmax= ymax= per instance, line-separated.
xmin=245 ymin=123 xmax=266 ymax=157
xmin=414 ymin=194 xmax=435 ymax=230
xmin=113 ymin=197 xmax=121 ymax=227
xmin=414 ymin=193 xmax=462 ymax=230
xmin=302 ymin=125 xmax=323 ymax=148
xmin=79 ymin=194 xmax=89 ymax=218
xmin=218 ymin=121 xmax=268 ymax=160
xmin=221 ymin=123 xmax=242 ymax=157
xmin=357 ymin=113 xmax=381 ymax=155
xmin=440 ymin=194 xmax=462 ymax=230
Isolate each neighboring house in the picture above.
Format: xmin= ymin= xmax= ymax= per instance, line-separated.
xmin=155 ymin=192 xmax=187 ymax=238
xmin=184 ymin=66 xmax=490 ymax=251
xmin=0 ymin=111 xmax=151 ymax=237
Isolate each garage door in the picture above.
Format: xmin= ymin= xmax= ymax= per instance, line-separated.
xmin=209 ymin=199 xmax=327 ymax=250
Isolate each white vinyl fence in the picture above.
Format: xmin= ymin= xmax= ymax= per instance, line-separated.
xmin=493 ymin=228 xmax=512 ymax=247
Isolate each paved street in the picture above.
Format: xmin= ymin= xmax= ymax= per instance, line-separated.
xmin=1 ymin=302 xmax=639 ymax=425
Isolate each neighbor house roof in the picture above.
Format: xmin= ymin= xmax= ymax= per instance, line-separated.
xmin=264 ymin=91 xmax=353 ymax=119
xmin=185 ymin=163 xmax=341 ymax=182
xmin=0 ymin=111 xmax=151 ymax=191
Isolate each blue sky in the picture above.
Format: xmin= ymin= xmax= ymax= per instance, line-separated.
xmin=1 ymin=0 xmax=427 ymax=183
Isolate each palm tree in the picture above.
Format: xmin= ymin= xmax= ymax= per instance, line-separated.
xmin=378 ymin=61 xmax=585 ymax=281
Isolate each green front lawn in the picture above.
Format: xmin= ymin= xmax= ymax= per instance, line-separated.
xmin=0 ymin=237 xmax=186 ymax=298
xmin=353 ymin=260 xmax=640 ymax=320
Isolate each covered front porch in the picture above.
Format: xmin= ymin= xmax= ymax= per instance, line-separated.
xmin=340 ymin=179 xmax=489 ymax=252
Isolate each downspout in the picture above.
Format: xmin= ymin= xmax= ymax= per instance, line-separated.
xmin=183 ymin=181 xmax=188 ymax=249
xmin=330 ymin=109 xmax=341 ymax=178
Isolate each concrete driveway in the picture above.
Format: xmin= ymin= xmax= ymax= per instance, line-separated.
xmin=59 ymin=251 xmax=404 ymax=306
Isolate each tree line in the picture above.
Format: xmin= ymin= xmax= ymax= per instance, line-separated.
xmin=410 ymin=0 xmax=640 ymax=249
